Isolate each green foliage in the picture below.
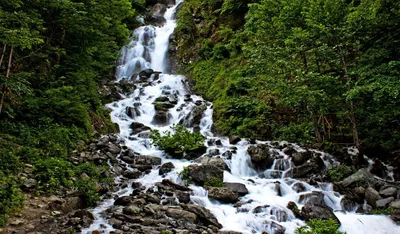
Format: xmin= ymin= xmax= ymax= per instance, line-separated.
xmin=295 ymin=219 xmax=345 ymax=234
xmin=204 ymin=178 xmax=225 ymax=187
xmin=73 ymin=178 xmax=100 ymax=207
xmin=150 ymin=124 xmax=206 ymax=155
xmin=34 ymin=158 xmax=74 ymax=192
xmin=327 ymin=165 xmax=356 ymax=182
xmin=160 ymin=231 xmax=171 ymax=234
xmin=179 ymin=166 xmax=192 ymax=185
xmin=0 ymin=173 xmax=24 ymax=227
xmin=371 ymin=207 xmax=394 ymax=215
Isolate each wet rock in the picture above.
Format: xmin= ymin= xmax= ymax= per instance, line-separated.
xmin=126 ymin=106 xmax=140 ymax=118
xmin=139 ymin=69 xmax=154 ymax=80
xmin=287 ymin=201 xmax=301 ymax=218
xmin=114 ymin=196 xmax=134 ymax=206
xmin=152 ymin=110 xmax=171 ymax=126
xmin=206 ymin=187 xmax=238 ymax=203
xmin=166 ymin=208 xmax=197 ymax=223
xmin=183 ymin=105 xmax=205 ymax=127
xmin=291 ymin=151 xmax=313 ymax=166
xmin=379 ymin=187 xmax=398 ymax=197
xmin=151 ymin=4 xmax=167 ymax=18
xmin=208 ymin=148 xmax=220 ymax=156
xmin=341 ymin=168 xmax=376 ymax=188
xmin=365 ymin=187 xmax=381 ymax=208
xmin=175 ymin=190 xmax=191 ymax=203
xmin=292 ymin=182 xmax=307 ymax=193
xmin=182 ymin=204 xmax=222 ymax=228
xmin=194 ymin=155 xmax=230 ymax=172
xmin=71 ymin=210 xmax=94 ymax=227
xmin=134 ymin=155 xmax=162 ymax=166
xmin=299 ymin=191 xmax=324 ymax=205
xmin=224 ymin=182 xmax=249 ymax=196
xmin=159 ymin=162 xmax=175 ymax=175
xmin=123 ymin=169 xmax=142 ymax=179
xmin=247 ymin=144 xmax=274 ymax=170
xmin=270 ymin=221 xmax=286 ymax=234
xmin=341 ymin=195 xmax=359 ymax=211
xmin=161 ymin=178 xmax=192 ymax=191
xmin=130 ymin=122 xmax=151 ymax=134
xmin=292 ymin=156 xmax=324 ymax=178
xmin=108 ymin=144 xmax=121 ymax=154
xmin=229 ymin=136 xmax=241 ymax=145
xmin=301 ymin=201 xmax=340 ymax=224
xmin=188 ymin=164 xmax=224 ymax=186
xmin=376 ymin=197 xmax=395 ymax=208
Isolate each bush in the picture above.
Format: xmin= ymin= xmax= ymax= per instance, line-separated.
xmin=73 ymin=178 xmax=100 ymax=207
xmin=204 ymin=178 xmax=225 ymax=187
xmin=150 ymin=124 xmax=205 ymax=155
xmin=0 ymin=174 xmax=24 ymax=227
xmin=371 ymin=207 xmax=394 ymax=215
xmin=179 ymin=166 xmax=192 ymax=185
xmin=295 ymin=219 xmax=345 ymax=234
xmin=34 ymin=158 xmax=75 ymax=192
xmin=327 ymin=165 xmax=356 ymax=182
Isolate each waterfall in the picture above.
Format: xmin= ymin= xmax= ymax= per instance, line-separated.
xmin=82 ymin=1 xmax=400 ymax=233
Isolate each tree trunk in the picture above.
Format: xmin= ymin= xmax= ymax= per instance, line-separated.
xmin=0 ymin=44 xmax=6 ymax=68
xmin=341 ymin=52 xmax=360 ymax=148
xmin=0 ymin=47 xmax=13 ymax=114
xmin=312 ymin=109 xmax=323 ymax=143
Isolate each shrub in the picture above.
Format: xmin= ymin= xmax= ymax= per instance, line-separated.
xmin=371 ymin=207 xmax=394 ymax=215
xmin=73 ymin=178 xmax=100 ymax=207
xmin=327 ymin=165 xmax=356 ymax=182
xmin=295 ymin=219 xmax=345 ymax=234
xmin=204 ymin=178 xmax=225 ymax=187
xmin=179 ymin=166 xmax=192 ymax=185
xmin=0 ymin=174 xmax=24 ymax=227
xmin=34 ymin=158 xmax=74 ymax=192
xmin=150 ymin=124 xmax=205 ymax=155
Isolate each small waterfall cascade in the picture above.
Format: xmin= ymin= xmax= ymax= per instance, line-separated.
xmin=82 ymin=1 xmax=400 ymax=233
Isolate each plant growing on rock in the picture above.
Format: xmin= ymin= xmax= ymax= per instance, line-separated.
xmin=327 ymin=165 xmax=356 ymax=182
xmin=179 ymin=166 xmax=192 ymax=185
xmin=204 ymin=178 xmax=225 ymax=187
xmin=150 ymin=124 xmax=206 ymax=156
xmin=295 ymin=219 xmax=345 ymax=234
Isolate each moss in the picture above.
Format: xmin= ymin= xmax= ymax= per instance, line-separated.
xmin=204 ymin=178 xmax=225 ymax=187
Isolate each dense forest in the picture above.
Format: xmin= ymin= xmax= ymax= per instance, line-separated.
xmin=175 ymin=0 xmax=400 ymax=152
xmin=0 ymin=0 xmax=146 ymax=226
xmin=1 ymin=0 xmax=400 ymax=230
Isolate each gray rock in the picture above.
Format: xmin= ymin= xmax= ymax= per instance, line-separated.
xmin=379 ymin=187 xmax=398 ymax=197
xmin=390 ymin=199 xmax=400 ymax=209
xmin=166 ymin=208 xmax=197 ymax=223
xmin=376 ymin=197 xmax=395 ymax=208
xmin=301 ymin=201 xmax=340 ymax=224
xmin=108 ymin=144 xmax=121 ymax=154
xmin=224 ymin=182 xmax=249 ymax=196
xmin=207 ymin=187 xmax=238 ymax=203
xmin=182 ymin=204 xmax=222 ymax=228
xmin=195 ymin=155 xmax=230 ymax=172
xmin=122 ymin=169 xmax=142 ymax=179
xmin=130 ymin=122 xmax=151 ymax=135
xmin=188 ymin=164 xmax=223 ymax=185
xmin=292 ymin=156 xmax=324 ymax=178
xmin=151 ymin=3 xmax=167 ymax=18
xmin=229 ymin=136 xmax=241 ymax=145
xmin=22 ymin=178 xmax=37 ymax=191
xmin=247 ymin=145 xmax=270 ymax=162
xmin=159 ymin=162 xmax=175 ymax=175
xmin=135 ymin=155 xmax=162 ymax=166
xmin=291 ymin=151 xmax=312 ymax=166
xmin=342 ymin=168 xmax=376 ymax=188
xmin=114 ymin=196 xmax=134 ymax=206
xmin=365 ymin=187 xmax=381 ymax=208
xmin=123 ymin=205 xmax=141 ymax=215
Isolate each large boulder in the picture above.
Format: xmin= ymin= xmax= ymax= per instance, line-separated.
xmin=376 ymin=197 xmax=395 ymax=208
xmin=130 ymin=122 xmax=151 ymax=135
xmin=292 ymin=156 xmax=324 ymax=178
xmin=301 ymin=201 xmax=340 ymax=224
xmin=138 ymin=69 xmax=154 ymax=80
xmin=194 ymin=155 xmax=230 ymax=172
xmin=247 ymin=144 xmax=274 ymax=170
xmin=341 ymin=168 xmax=377 ymax=188
xmin=159 ymin=162 xmax=175 ymax=175
xmin=206 ymin=187 xmax=238 ymax=203
xmin=224 ymin=183 xmax=249 ymax=196
xmin=126 ymin=106 xmax=140 ymax=118
xmin=152 ymin=110 xmax=171 ymax=126
xmin=166 ymin=208 xmax=197 ymax=223
xmin=182 ymin=204 xmax=222 ymax=228
xmin=188 ymin=164 xmax=223 ymax=186
xmin=182 ymin=105 xmax=205 ymax=128
xmin=365 ymin=187 xmax=381 ymax=208
xmin=229 ymin=136 xmax=241 ymax=145
xmin=379 ymin=187 xmax=398 ymax=197
xmin=151 ymin=3 xmax=167 ymax=18
xmin=291 ymin=151 xmax=313 ymax=166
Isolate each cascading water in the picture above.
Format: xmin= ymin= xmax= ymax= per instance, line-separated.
xmin=83 ymin=1 xmax=400 ymax=233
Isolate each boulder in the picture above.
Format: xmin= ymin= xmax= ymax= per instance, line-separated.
xmin=389 ymin=199 xmax=400 ymax=209
xmin=188 ymin=164 xmax=223 ymax=185
xmin=182 ymin=204 xmax=222 ymax=228
xmin=207 ymin=187 xmax=238 ymax=203
xmin=301 ymin=201 xmax=340 ymax=224
xmin=376 ymin=197 xmax=395 ymax=208
xmin=152 ymin=110 xmax=171 ymax=126
xmin=229 ymin=136 xmax=241 ymax=145
xmin=108 ymin=144 xmax=121 ymax=154
xmin=224 ymin=183 xmax=249 ymax=196
xmin=151 ymin=3 xmax=167 ymax=18
xmin=194 ymin=155 xmax=230 ymax=171
xmin=291 ymin=151 xmax=313 ymax=166
xmin=138 ymin=69 xmax=154 ymax=80
xmin=292 ymin=156 xmax=324 ymax=178
xmin=123 ymin=205 xmax=141 ymax=215
xmin=134 ymin=155 xmax=161 ymax=166
xmin=22 ymin=178 xmax=37 ymax=191
xmin=126 ymin=106 xmax=140 ymax=118
xmin=379 ymin=187 xmax=398 ymax=197
xmin=114 ymin=196 xmax=134 ymax=206
xmin=159 ymin=162 xmax=175 ymax=175
xmin=122 ymin=169 xmax=142 ymax=179
xmin=247 ymin=144 xmax=274 ymax=170
xmin=365 ymin=187 xmax=381 ymax=208
xmin=166 ymin=208 xmax=197 ymax=223
xmin=341 ymin=168 xmax=376 ymax=188
xmin=130 ymin=122 xmax=151 ymax=135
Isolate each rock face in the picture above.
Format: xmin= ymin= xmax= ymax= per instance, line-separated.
xmin=206 ymin=187 xmax=239 ymax=203
xmin=188 ymin=164 xmax=224 ymax=186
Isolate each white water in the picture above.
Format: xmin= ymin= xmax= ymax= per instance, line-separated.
xmin=83 ymin=1 xmax=400 ymax=233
